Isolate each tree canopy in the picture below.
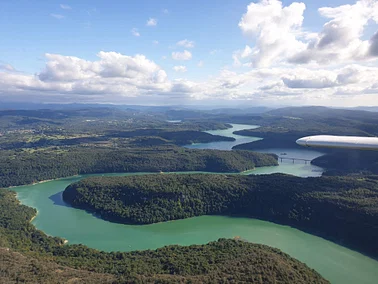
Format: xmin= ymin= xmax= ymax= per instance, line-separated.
xmin=64 ymin=173 xmax=378 ymax=257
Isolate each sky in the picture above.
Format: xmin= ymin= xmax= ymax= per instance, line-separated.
xmin=0 ymin=0 xmax=378 ymax=107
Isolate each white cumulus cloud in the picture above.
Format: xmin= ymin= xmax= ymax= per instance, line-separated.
xmin=2 ymin=58 xmax=378 ymax=105
xmin=0 ymin=52 xmax=172 ymax=103
xmin=238 ymin=0 xmax=306 ymax=67
xmin=290 ymin=0 xmax=378 ymax=64
xmin=236 ymin=0 xmax=378 ymax=67
xmin=172 ymin=50 xmax=192 ymax=60
xmin=173 ymin=66 xmax=187 ymax=73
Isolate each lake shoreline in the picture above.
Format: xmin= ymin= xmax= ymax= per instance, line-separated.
xmin=7 ymin=175 xmax=82 ymax=190
xmin=12 ymin=181 xmax=378 ymax=284
xmin=29 ymin=214 xmax=37 ymax=223
xmin=6 ymin=164 xmax=284 ymax=191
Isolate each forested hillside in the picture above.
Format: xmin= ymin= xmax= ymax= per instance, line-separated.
xmin=64 ymin=173 xmax=378 ymax=257
xmin=0 ymin=189 xmax=328 ymax=283
xmin=0 ymin=129 xmax=234 ymax=150
xmin=106 ymin=129 xmax=235 ymax=145
xmin=0 ymin=146 xmax=277 ymax=187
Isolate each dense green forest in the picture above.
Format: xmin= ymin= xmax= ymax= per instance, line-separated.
xmin=107 ymin=129 xmax=235 ymax=145
xmin=0 ymin=146 xmax=277 ymax=188
xmin=0 ymin=189 xmax=328 ymax=283
xmin=64 ymin=173 xmax=378 ymax=257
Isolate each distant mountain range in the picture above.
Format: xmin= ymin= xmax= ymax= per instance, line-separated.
xmin=266 ymin=106 xmax=377 ymax=118
xmin=0 ymin=102 xmax=377 ymax=115
xmin=0 ymin=101 xmax=272 ymax=114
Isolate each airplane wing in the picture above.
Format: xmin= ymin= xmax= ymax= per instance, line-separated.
xmin=296 ymin=135 xmax=378 ymax=150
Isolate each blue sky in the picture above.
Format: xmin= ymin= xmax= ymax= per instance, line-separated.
xmin=1 ymin=0 xmax=255 ymax=78
xmin=0 ymin=0 xmax=356 ymax=76
xmin=0 ymin=0 xmax=377 ymax=106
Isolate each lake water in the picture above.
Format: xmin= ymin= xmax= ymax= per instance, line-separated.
xmin=185 ymin=123 xmax=325 ymax=177
xmin=10 ymin=124 xmax=378 ymax=284
xmin=185 ymin=123 xmax=262 ymax=150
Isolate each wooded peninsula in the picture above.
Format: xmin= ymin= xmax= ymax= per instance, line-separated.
xmin=0 ymin=189 xmax=328 ymax=283
xmin=63 ymin=173 xmax=378 ymax=258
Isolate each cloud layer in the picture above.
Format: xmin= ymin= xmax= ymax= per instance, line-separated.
xmin=236 ymin=0 xmax=378 ymax=67
xmin=173 ymin=66 xmax=187 ymax=73
xmin=1 ymin=0 xmax=378 ymax=106
xmin=0 ymin=52 xmax=171 ymax=102
xmin=1 ymin=50 xmax=378 ymax=105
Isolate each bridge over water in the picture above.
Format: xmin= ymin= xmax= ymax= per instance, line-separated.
xmin=279 ymin=157 xmax=312 ymax=164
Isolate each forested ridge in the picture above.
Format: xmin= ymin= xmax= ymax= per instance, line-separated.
xmin=64 ymin=173 xmax=378 ymax=257
xmin=0 ymin=129 xmax=234 ymax=150
xmin=0 ymin=146 xmax=277 ymax=188
xmin=106 ymin=129 xmax=235 ymax=145
xmin=0 ymin=107 xmax=229 ymax=133
xmin=0 ymin=189 xmax=328 ymax=283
